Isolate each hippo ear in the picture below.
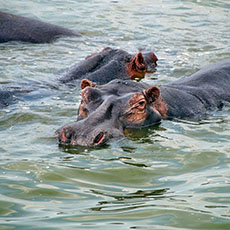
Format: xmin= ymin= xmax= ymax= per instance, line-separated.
xmin=81 ymin=79 xmax=95 ymax=89
xmin=134 ymin=52 xmax=147 ymax=71
xmin=144 ymin=86 xmax=160 ymax=102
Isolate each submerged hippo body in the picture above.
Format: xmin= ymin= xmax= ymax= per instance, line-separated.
xmin=0 ymin=11 xmax=80 ymax=43
xmin=59 ymin=47 xmax=158 ymax=84
xmin=0 ymin=87 xmax=32 ymax=108
xmin=0 ymin=90 xmax=18 ymax=108
xmin=56 ymin=59 xmax=230 ymax=146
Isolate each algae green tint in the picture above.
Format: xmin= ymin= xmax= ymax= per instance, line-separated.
xmin=0 ymin=0 xmax=230 ymax=229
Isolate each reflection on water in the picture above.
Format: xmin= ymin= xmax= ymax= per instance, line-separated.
xmin=1 ymin=0 xmax=230 ymax=229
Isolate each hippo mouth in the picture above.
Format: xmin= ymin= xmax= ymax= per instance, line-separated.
xmin=55 ymin=122 xmax=124 ymax=147
xmin=56 ymin=129 xmax=106 ymax=147
xmin=55 ymin=119 xmax=162 ymax=147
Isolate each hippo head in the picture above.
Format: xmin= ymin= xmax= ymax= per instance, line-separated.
xmin=59 ymin=47 xmax=158 ymax=84
xmin=56 ymin=79 xmax=168 ymax=147
xmin=85 ymin=47 xmax=158 ymax=79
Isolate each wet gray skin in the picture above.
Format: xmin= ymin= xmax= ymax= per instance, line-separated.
xmin=56 ymin=85 xmax=162 ymax=146
xmin=0 ymin=11 xmax=80 ymax=43
xmin=59 ymin=47 xmax=158 ymax=84
xmin=56 ymin=59 xmax=230 ymax=147
xmin=77 ymin=79 xmax=152 ymax=121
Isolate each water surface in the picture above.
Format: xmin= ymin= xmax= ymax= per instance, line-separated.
xmin=0 ymin=0 xmax=230 ymax=229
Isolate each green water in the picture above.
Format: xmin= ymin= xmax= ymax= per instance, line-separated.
xmin=0 ymin=0 xmax=230 ymax=229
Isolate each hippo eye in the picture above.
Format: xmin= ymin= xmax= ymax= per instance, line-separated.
xmin=137 ymin=100 xmax=146 ymax=110
xmin=139 ymin=101 xmax=145 ymax=106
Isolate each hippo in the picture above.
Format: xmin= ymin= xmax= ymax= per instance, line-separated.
xmin=0 ymin=11 xmax=80 ymax=43
xmin=0 ymin=47 xmax=158 ymax=108
xmin=0 ymin=90 xmax=19 ymax=108
xmin=56 ymin=59 xmax=230 ymax=147
xmin=0 ymin=87 xmax=32 ymax=109
xmin=59 ymin=47 xmax=158 ymax=84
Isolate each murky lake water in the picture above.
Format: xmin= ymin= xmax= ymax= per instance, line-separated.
xmin=1 ymin=0 xmax=230 ymax=229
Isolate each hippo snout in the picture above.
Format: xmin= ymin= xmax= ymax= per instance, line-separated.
xmin=56 ymin=125 xmax=106 ymax=146
xmin=143 ymin=52 xmax=158 ymax=72
xmin=55 ymin=121 xmax=124 ymax=147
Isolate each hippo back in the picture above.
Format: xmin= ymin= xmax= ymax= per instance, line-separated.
xmin=161 ymin=59 xmax=230 ymax=119
xmin=167 ymin=59 xmax=230 ymax=92
xmin=0 ymin=11 xmax=79 ymax=43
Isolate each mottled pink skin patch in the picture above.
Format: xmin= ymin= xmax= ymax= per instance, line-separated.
xmin=61 ymin=130 xmax=66 ymax=142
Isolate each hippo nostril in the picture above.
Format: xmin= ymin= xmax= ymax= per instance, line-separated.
xmin=94 ymin=132 xmax=105 ymax=145
xmin=58 ymin=128 xmax=73 ymax=144
xmin=61 ymin=130 xmax=66 ymax=142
